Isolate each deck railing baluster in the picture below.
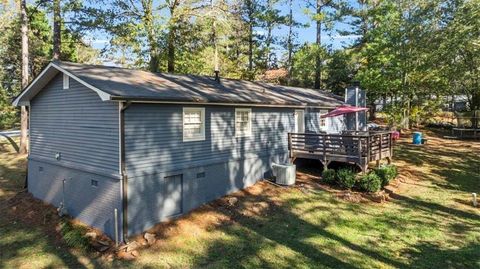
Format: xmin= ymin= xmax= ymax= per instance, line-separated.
xmin=288 ymin=131 xmax=393 ymax=171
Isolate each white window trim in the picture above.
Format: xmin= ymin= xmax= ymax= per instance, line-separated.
xmin=294 ymin=109 xmax=305 ymax=133
xmin=182 ymin=107 xmax=206 ymax=142
xmin=235 ymin=108 xmax=252 ymax=137
xmin=319 ymin=110 xmax=329 ymax=131
xmin=63 ymin=73 xmax=69 ymax=90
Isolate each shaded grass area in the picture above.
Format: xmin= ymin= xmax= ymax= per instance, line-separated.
xmin=1 ymin=132 xmax=480 ymax=268
xmin=0 ymin=138 xmax=101 ymax=268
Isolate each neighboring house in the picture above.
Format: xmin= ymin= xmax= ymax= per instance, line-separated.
xmin=14 ymin=61 xmax=349 ymax=241
xmin=449 ymin=95 xmax=469 ymax=112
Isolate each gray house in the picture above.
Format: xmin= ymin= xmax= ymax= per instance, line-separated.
xmin=14 ymin=61 xmax=349 ymax=241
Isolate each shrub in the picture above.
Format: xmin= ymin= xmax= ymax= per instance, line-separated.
xmin=358 ymin=172 xmax=382 ymax=193
xmin=322 ymin=169 xmax=336 ymax=184
xmin=374 ymin=165 xmax=398 ymax=187
xmin=336 ymin=168 xmax=356 ymax=189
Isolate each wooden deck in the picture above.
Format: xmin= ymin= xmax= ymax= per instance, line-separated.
xmin=288 ymin=131 xmax=393 ymax=172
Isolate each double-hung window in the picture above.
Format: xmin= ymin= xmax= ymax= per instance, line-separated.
xmin=235 ymin=108 xmax=252 ymax=137
xmin=183 ymin=107 xmax=205 ymax=142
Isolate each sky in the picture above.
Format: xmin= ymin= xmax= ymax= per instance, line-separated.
xmin=273 ymin=0 xmax=360 ymax=48
xmin=79 ymin=0 xmax=362 ymax=64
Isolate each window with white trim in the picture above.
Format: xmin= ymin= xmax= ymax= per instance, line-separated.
xmin=319 ymin=110 xmax=328 ymax=130
xmin=63 ymin=73 xmax=69 ymax=89
xmin=183 ymin=107 xmax=205 ymax=141
xmin=294 ymin=110 xmax=305 ymax=133
xmin=235 ymin=108 xmax=252 ymax=137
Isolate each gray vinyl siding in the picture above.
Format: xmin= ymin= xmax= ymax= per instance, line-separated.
xmin=124 ymin=105 xmax=293 ymax=178
xmin=305 ymin=108 xmax=323 ymax=133
xmin=29 ymin=73 xmax=120 ymax=175
xmin=28 ymin=159 xmax=122 ymax=239
xmin=327 ymin=116 xmax=347 ymax=133
xmin=124 ymin=104 xmax=293 ymax=235
xmin=305 ymin=108 xmax=345 ymax=134
xmin=27 ymin=72 xmax=122 ymax=240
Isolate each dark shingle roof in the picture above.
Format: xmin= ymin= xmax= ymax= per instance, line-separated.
xmin=55 ymin=61 xmax=344 ymax=107
xmin=16 ymin=61 xmax=344 ymax=108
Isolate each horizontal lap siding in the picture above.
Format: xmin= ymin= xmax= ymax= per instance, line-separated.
xmin=306 ymin=108 xmax=345 ymax=134
xmin=124 ymin=104 xmax=294 ymax=235
xmin=125 ymin=105 xmax=294 ymax=177
xmin=30 ymin=74 xmax=119 ymax=174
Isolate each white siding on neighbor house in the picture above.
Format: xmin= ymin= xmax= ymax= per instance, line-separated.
xmin=29 ymin=73 xmax=120 ymax=176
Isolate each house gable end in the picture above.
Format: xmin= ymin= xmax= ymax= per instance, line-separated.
xmin=12 ymin=62 xmax=111 ymax=106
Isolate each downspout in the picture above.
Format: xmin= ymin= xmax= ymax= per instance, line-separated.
xmin=120 ymin=101 xmax=131 ymax=242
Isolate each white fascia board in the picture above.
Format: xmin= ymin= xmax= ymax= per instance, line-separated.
xmin=12 ymin=62 xmax=111 ymax=106
xmin=51 ymin=64 xmax=111 ymax=101
xmin=12 ymin=62 xmax=55 ymax=106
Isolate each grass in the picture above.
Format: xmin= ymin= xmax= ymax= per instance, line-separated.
xmin=0 ymin=130 xmax=479 ymax=268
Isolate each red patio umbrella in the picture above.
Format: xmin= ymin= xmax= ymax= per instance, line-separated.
xmin=320 ymin=105 xmax=369 ymax=118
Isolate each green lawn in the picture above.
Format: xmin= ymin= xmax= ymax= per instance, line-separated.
xmin=1 ymin=131 xmax=479 ymax=268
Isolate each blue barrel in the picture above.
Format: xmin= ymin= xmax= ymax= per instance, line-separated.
xmin=413 ymin=132 xmax=422 ymax=145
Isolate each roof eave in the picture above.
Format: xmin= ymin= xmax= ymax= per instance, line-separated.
xmin=110 ymin=96 xmax=341 ymax=109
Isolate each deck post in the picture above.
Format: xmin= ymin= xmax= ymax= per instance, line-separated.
xmin=288 ymin=133 xmax=293 ymax=163
xmin=379 ymin=133 xmax=383 ymax=160
xmin=367 ymin=135 xmax=371 ymax=162
xmin=358 ymin=137 xmax=362 ymax=164
xmin=389 ymin=133 xmax=393 ymax=158
xmin=322 ymin=134 xmax=327 ymax=166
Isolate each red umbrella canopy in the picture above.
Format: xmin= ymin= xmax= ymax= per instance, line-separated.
xmin=321 ymin=105 xmax=369 ymax=118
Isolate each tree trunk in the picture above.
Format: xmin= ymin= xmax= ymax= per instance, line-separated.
xmin=286 ymin=0 xmax=293 ymax=84
xmin=368 ymin=101 xmax=376 ymax=121
xmin=19 ymin=0 xmax=29 ymax=155
xmin=265 ymin=26 xmax=272 ymax=69
xmin=314 ymin=0 xmax=322 ymax=89
xmin=149 ymin=49 xmax=159 ymax=72
xmin=264 ymin=0 xmax=273 ymax=69
xmin=167 ymin=3 xmax=177 ymax=73
xmin=167 ymin=27 xmax=176 ymax=73
xmin=53 ymin=0 xmax=61 ymax=60
xmin=248 ymin=21 xmax=254 ymax=73
xmin=246 ymin=0 xmax=254 ymax=76
xmin=141 ymin=0 xmax=158 ymax=72
xmin=471 ymin=92 xmax=480 ymax=128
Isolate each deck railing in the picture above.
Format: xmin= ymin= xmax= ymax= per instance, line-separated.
xmin=288 ymin=131 xmax=393 ymax=171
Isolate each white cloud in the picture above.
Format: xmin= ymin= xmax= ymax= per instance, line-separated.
xmin=331 ymin=34 xmax=362 ymax=39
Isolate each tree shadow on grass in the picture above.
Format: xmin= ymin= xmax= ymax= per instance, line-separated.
xmin=432 ymin=166 xmax=480 ymax=193
xmin=0 ymin=191 xmax=113 ymax=269
xmin=385 ymin=190 xmax=480 ymax=222
xmin=402 ymin=241 xmax=480 ymax=269
xmin=0 ymin=221 xmax=92 ymax=269
xmin=393 ymin=136 xmax=480 ymax=193
xmin=189 ymin=186 xmax=407 ymax=269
